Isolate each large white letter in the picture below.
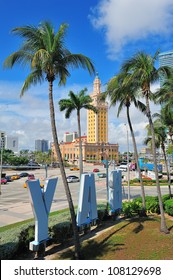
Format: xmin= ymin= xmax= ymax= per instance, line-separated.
xmin=76 ymin=173 xmax=97 ymax=227
xmin=109 ymin=170 xmax=122 ymax=213
xmin=27 ymin=178 xmax=57 ymax=249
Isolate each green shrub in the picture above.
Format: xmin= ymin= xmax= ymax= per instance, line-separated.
xmin=164 ymin=199 xmax=173 ymax=216
xmin=162 ymin=194 xmax=173 ymax=207
xmin=0 ymin=205 xmax=108 ymax=260
xmin=122 ymin=201 xmax=142 ymax=218
xmin=0 ymin=222 xmax=34 ymax=260
xmin=50 ymin=222 xmax=73 ymax=243
xmin=133 ymin=196 xmax=160 ymax=214
xmin=122 ymin=202 xmax=133 ymax=218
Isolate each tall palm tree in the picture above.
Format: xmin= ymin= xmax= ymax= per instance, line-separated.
xmin=105 ymin=73 xmax=146 ymax=214
xmin=59 ymin=88 xmax=98 ymax=177
xmin=153 ymin=106 xmax=173 ymax=144
xmin=155 ymin=71 xmax=173 ymax=108
xmin=121 ymin=51 xmax=170 ymax=233
xmin=3 ymin=21 xmax=95 ymax=258
xmin=144 ymin=120 xmax=172 ymax=197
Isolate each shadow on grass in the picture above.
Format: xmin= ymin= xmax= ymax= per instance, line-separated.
xmin=57 ymin=216 xmax=156 ymax=260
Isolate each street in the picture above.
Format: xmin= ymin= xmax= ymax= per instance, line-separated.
xmin=0 ymin=165 xmax=172 ymax=227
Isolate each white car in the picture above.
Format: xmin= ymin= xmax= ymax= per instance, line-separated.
xmin=66 ymin=175 xmax=80 ymax=183
xmin=118 ymin=163 xmax=128 ymax=171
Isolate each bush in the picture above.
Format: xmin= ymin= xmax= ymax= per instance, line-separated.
xmin=133 ymin=196 xmax=160 ymax=214
xmin=0 ymin=205 xmax=108 ymax=260
xmin=0 ymin=222 xmax=34 ymax=260
xmin=122 ymin=201 xmax=142 ymax=218
xmin=162 ymin=194 xmax=173 ymax=207
xmin=164 ymin=199 xmax=173 ymax=216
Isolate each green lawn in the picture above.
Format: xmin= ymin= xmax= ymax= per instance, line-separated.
xmin=52 ymin=215 xmax=173 ymax=260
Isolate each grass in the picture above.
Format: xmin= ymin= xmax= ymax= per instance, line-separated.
xmin=52 ymin=215 xmax=173 ymax=260
xmin=0 ymin=209 xmax=68 ymax=233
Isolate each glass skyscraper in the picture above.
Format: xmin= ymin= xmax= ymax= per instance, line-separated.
xmin=158 ymin=51 xmax=173 ymax=85
xmin=35 ymin=139 xmax=49 ymax=152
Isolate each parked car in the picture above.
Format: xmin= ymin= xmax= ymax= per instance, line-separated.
xmin=118 ymin=164 xmax=128 ymax=171
xmin=70 ymin=167 xmax=80 ymax=171
xmin=66 ymin=175 xmax=80 ymax=183
xmin=23 ymin=174 xmax=35 ymax=188
xmin=28 ymin=174 xmax=35 ymax=180
xmin=1 ymin=178 xmax=7 ymax=184
xmin=11 ymin=174 xmax=20 ymax=180
xmin=19 ymin=172 xmax=29 ymax=178
xmin=97 ymin=172 xmax=106 ymax=178
xmin=5 ymin=175 xmax=13 ymax=182
xmin=93 ymin=168 xmax=100 ymax=173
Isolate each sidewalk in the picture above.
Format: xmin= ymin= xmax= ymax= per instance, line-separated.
xmin=0 ymin=199 xmax=61 ymax=227
xmin=0 ymin=202 xmax=33 ymax=226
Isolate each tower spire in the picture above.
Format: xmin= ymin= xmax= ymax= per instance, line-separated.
xmin=93 ymin=72 xmax=101 ymax=94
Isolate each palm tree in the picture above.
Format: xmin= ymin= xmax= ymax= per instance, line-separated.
xmin=3 ymin=21 xmax=95 ymax=258
xmin=153 ymin=106 xmax=173 ymax=144
xmin=144 ymin=120 xmax=172 ymax=197
xmin=121 ymin=51 xmax=170 ymax=233
xmin=155 ymin=71 xmax=173 ymax=108
xmin=59 ymin=88 xmax=97 ymax=177
xmin=106 ymin=73 xmax=146 ymax=214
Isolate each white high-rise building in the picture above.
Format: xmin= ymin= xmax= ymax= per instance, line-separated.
xmin=64 ymin=132 xmax=78 ymax=143
xmin=0 ymin=131 xmax=5 ymax=149
xmin=35 ymin=139 xmax=49 ymax=152
xmin=158 ymin=51 xmax=173 ymax=85
xmin=5 ymin=135 xmax=18 ymax=153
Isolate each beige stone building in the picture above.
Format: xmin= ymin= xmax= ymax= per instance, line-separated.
xmin=52 ymin=75 xmax=119 ymax=164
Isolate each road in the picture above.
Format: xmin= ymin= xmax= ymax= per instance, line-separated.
xmin=0 ymin=165 xmax=172 ymax=227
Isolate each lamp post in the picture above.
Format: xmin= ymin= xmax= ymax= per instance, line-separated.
xmin=125 ymin=124 xmax=130 ymax=201
xmin=101 ymin=143 xmax=109 ymax=210
xmin=0 ymin=138 xmax=3 ymax=195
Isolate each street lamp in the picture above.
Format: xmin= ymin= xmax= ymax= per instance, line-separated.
xmin=0 ymin=138 xmax=3 ymax=195
xmin=124 ymin=124 xmax=130 ymax=201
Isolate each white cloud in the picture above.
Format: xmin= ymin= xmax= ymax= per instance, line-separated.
xmin=0 ymin=80 xmax=93 ymax=151
xmin=90 ymin=0 xmax=173 ymax=59
xmin=107 ymin=82 xmax=161 ymax=152
xmin=0 ymin=78 xmax=161 ymax=153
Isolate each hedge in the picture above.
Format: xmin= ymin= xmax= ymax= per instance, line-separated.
xmin=164 ymin=199 xmax=173 ymax=216
xmin=0 ymin=204 xmax=107 ymax=260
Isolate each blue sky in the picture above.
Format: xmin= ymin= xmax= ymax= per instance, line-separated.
xmin=0 ymin=0 xmax=173 ymax=152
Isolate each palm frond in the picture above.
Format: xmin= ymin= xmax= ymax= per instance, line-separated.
xmin=20 ymin=69 xmax=44 ymax=97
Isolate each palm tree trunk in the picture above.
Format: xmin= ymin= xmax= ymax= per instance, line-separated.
xmin=77 ymin=111 xmax=83 ymax=176
xmin=126 ymin=107 xmax=146 ymax=214
xmin=161 ymin=142 xmax=172 ymax=197
xmin=145 ymin=95 xmax=169 ymax=234
xmin=48 ymin=80 xmax=81 ymax=258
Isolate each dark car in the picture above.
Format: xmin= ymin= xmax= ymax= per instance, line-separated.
xmin=5 ymin=175 xmax=13 ymax=182
xmin=97 ymin=172 xmax=106 ymax=178
xmin=19 ymin=172 xmax=29 ymax=178
xmin=66 ymin=175 xmax=80 ymax=183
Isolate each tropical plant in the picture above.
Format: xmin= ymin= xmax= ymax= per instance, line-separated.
xmin=105 ymin=73 xmax=146 ymax=214
xmin=3 ymin=21 xmax=95 ymax=258
xmin=152 ymin=106 xmax=173 ymax=144
xmin=33 ymin=151 xmax=52 ymax=165
xmin=121 ymin=50 xmax=170 ymax=233
xmin=155 ymin=70 xmax=173 ymax=108
xmin=144 ymin=119 xmax=172 ymax=197
xmin=59 ymin=88 xmax=97 ymax=177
